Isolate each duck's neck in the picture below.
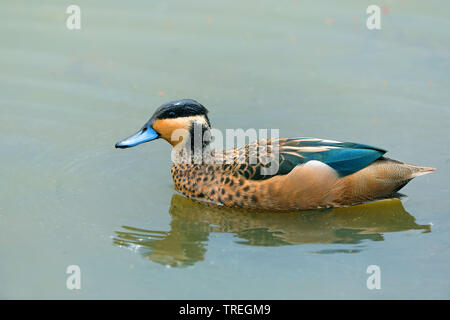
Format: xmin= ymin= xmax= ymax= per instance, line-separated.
xmin=172 ymin=122 xmax=214 ymax=165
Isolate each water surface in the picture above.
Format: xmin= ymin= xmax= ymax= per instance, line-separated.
xmin=1 ymin=0 xmax=449 ymax=299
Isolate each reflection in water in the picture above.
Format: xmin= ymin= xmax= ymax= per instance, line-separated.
xmin=113 ymin=195 xmax=430 ymax=267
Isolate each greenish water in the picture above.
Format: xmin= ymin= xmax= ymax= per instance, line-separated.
xmin=1 ymin=0 xmax=449 ymax=299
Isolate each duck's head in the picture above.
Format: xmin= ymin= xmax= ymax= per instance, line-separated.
xmin=115 ymin=99 xmax=211 ymax=149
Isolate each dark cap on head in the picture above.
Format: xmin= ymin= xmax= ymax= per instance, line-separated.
xmin=151 ymin=99 xmax=209 ymax=122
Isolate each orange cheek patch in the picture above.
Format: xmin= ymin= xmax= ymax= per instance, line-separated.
xmin=152 ymin=119 xmax=189 ymax=146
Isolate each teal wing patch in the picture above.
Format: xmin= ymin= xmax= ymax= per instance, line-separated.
xmin=279 ymin=138 xmax=386 ymax=177
xmin=227 ymin=138 xmax=386 ymax=180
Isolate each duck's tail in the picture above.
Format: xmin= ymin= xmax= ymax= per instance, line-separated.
xmin=381 ymin=157 xmax=435 ymax=179
xmin=331 ymin=157 xmax=435 ymax=206
xmin=405 ymin=163 xmax=436 ymax=178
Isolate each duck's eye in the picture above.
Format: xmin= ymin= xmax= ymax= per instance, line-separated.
xmin=168 ymin=111 xmax=176 ymax=117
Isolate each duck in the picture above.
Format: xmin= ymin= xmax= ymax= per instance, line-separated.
xmin=115 ymin=99 xmax=435 ymax=211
